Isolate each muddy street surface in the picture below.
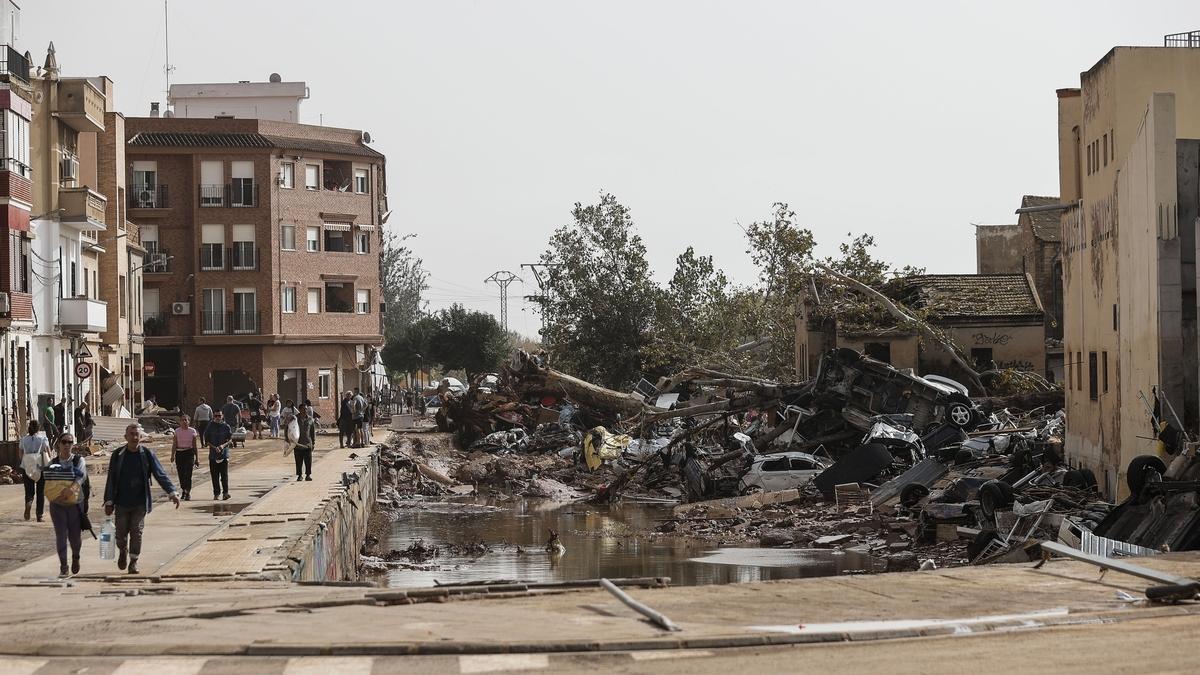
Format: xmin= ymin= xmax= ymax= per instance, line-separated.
xmin=378 ymin=496 xmax=886 ymax=587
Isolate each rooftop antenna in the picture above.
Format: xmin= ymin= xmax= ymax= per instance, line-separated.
xmin=163 ymin=0 xmax=175 ymax=96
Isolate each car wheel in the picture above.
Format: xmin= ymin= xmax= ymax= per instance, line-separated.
xmin=1126 ymin=455 xmax=1168 ymax=496
xmin=979 ymin=480 xmax=1014 ymax=520
xmin=899 ymin=483 xmax=930 ymax=507
xmin=945 ymin=395 xmax=976 ymax=430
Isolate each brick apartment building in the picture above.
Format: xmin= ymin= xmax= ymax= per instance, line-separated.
xmin=124 ymin=116 xmax=385 ymax=419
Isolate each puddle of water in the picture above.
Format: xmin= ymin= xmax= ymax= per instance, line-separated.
xmin=382 ymin=497 xmax=885 ymax=588
xmin=211 ymin=502 xmax=251 ymax=517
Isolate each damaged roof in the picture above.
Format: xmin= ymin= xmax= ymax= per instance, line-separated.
xmin=894 ymin=274 xmax=1043 ymax=320
xmin=1020 ymin=195 xmax=1063 ymax=242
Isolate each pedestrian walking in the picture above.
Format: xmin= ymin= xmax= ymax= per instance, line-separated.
xmin=20 ymin=420 xmax=51 ymax=522
xmin=352 ymin=388 xmax=367 ymax=447
xmin=266 ymin=394 xmax=281 ymax=438
xmin=247 ymin=392 xmax=264 ymax=440
xmin=294 ymin=405 xmax=316 ymax=482
xmin=204 ymin=410 xmax=233 ymax=501
xmin=363 ymin=394 xmax=375 ymax=446
xmin=194 ymin=397 xmax=213 ymax=441
xmin=102 ymin=424 xmax=180 ymax=575
xmin=74 ymin=401 xmax=94 ymax=445
xmin=220 ymin=396 xmax=242 ymax=432
xmin=54 ymin=397 xmax=67 ymax=436
xmin=337 ymin=392 xmax=353 ymax=448
xmin=44 ymin=433 xmax=87 ymax=576
xmin=42 ymin=400 xmax=58 ymax=441
xmin=171 ymin=415 xmax=201 ymax=501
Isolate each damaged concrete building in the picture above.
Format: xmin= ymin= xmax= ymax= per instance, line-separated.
xmin=794 ymin=273 xmax=1045 ymax=385
xmin=975 ymin=195 xmax=1065 ymax=382
xmin=1056 ymin=35 xmax=1200 ymax=499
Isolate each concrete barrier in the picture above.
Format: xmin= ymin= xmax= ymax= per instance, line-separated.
xmin=288 ymin=451 xmax=379 ymax=583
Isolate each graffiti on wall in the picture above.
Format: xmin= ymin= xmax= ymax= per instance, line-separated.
xmin=972 ymin=332 xmax=1012 ymax=346
xmin=996 ymin=360 xmax=1035 ymax=371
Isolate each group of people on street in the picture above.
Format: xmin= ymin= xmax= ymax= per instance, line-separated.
xmin=336 ymin=388 xmax=377 ymax=449
xmin=22 ymin=419 xmax=180 ymax=578
xmin=17 ymin=382 xmax=389 ymax=578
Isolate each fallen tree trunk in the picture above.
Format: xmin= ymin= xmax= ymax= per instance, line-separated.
xmin=509 ymin=350 xmax=653 ymax=418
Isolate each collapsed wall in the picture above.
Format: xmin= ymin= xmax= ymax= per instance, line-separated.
xmin=287 ymin=450 xmax=379 ymax=582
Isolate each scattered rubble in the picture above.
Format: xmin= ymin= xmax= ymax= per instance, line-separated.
xmin=364 ymin=347 xmax=1198 ymax=580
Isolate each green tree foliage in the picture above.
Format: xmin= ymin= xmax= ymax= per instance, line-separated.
xmin=382 ymin=305 xmax=508 ymax=379
xmin=534 ymin=192 xmax=661 ymax=388
xmin=379 ymin=230 xmax=429 ymax=339
xmin=427 ymin=304 xmax=510 ymax=377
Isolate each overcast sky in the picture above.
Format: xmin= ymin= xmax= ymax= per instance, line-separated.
xmin=22 ymin=1 xmax=1200 ymax=337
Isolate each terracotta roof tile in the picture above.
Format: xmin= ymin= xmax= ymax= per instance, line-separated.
xmin=127 ymin=132 xmax=274 ymax=148
xmin=1020 ymin=195 xmax=1063 ymax=242
xmin=893 ymin=274 xmax=1042 ymax=319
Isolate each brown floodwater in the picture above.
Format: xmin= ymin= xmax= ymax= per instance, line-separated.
xmin=382 ymin=497 xmax=885 ymax=588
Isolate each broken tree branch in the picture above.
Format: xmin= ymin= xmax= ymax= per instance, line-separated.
xmin=814 ymin=265 xmax=987 ymax=394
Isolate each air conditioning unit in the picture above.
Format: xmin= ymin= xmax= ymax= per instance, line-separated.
xmin=0 ymin=291 xmax=9 ymax=314
xmin=171 ymin=302 xmax=191 ymax=315
xmin=137 ymin=189 xmax=155 ymax=208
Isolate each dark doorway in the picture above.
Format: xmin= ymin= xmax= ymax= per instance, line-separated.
xmin=277 ymin=368 xmax=306 ymax=406
xmin=144 ymin=348 xmax=182 ymax=409
xmin=213 ymin=369 xmax=260 ymax=405
xmin=864 ymin=342 xmax=892 ymax=364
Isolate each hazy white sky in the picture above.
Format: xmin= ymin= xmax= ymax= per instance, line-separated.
xmin=22 ymin=1 xmax=1200 ymax=336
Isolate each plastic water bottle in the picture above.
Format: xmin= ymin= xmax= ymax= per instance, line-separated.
xmin=99 ymin=517 xmax=115 ymax=560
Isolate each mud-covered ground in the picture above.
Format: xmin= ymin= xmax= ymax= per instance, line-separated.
xmin=360 ymin=429 xmax=969 ymax=576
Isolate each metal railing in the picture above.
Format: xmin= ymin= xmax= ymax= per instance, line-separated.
xmin=143 ymin=247 xmax=171 ymax=273
xmin=1165 ymin=30 xmax=1200 ymax=47
xmin=143 ymin=312 xmax=169 ymax=337
xmin=230 ymin=244 xmax=259 ymax=271
xmin=130 ymin=183 xmax=168 ymax=209
xmin=0 ymin=46 xmax=29 ymax=83
xmin=200 ymin=310 xmax=261 ymax=335
xmin=199 ymin=244 xmax=225 ymax=271
xmin=198 ymin=183 xmax=259 ymax=207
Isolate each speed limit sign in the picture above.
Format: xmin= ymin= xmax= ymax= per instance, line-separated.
xmin=75 ymin=362 xmax=93 ymax=379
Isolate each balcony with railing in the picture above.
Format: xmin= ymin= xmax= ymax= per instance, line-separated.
xmin=143 ymin=312 xmax=169 ymax=337
xmin=230 ymin=244 xmax=259 ymax=271
xmin=56 ymin=79 xmax=106 ymax=133
xmin=130 ymin=183 xmax=168 ymax=209
xmin=0 ymin=161 xmax=32 ymax=201
xmin=58 ymin=186 xmax=107 ymax=230
xmin=198 ymin=183 xmax=258 ymax=208
xmin=58 ymin=297 xmax=108 ymax=333
xmin=201 ymin=310 xmax=261 ymax=335
xmin=0 ymin=46 xmax=30 ymax=83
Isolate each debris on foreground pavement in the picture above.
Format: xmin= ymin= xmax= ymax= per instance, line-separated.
xmin=363 ymin=347 xmax=1199 ymax=580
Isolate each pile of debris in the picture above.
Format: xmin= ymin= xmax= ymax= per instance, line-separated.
xmin=411 ymin=347 xmax=1197 ymax=571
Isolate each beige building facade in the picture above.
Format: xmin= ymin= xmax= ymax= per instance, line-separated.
xmin=1057 ymin=43 xmax=1200 ymax=498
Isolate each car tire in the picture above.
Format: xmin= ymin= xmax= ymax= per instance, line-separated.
xmin=1126 ymin=455 xmax=1168 ymax=496
xmin=945 ymin=394 xmax=977 ymax=430
xmin=979 ymin=479 xmax=1014 ymax=520
xmin=899 ymin=483 xmax=930 ymax=507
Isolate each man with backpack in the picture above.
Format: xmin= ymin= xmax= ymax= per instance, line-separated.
xmin=204 ymin=411 xmax=234 ymax=501
xmin=102 ymin=424 xmax=180 ymax=575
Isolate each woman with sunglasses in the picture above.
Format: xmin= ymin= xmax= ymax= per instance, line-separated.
xmin=44 ymin=434 xmax=87 ymax=576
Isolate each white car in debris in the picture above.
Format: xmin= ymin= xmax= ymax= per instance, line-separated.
xmin=738 ymin=451 xmax=833 ymax=494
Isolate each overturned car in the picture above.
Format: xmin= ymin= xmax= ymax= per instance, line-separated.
xmin=809 ymin=348 xmax=982 ymax=433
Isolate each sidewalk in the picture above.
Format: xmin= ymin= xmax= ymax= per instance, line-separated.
xmin=0 ymin=432 xmax=346 ymax=581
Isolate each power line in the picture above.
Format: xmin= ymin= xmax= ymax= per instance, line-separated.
xmin=484 ymin=270 xmax=521 ymax=333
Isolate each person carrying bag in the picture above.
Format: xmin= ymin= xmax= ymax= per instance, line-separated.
xmin=43 ymin=433 xmax=88 ymax=576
